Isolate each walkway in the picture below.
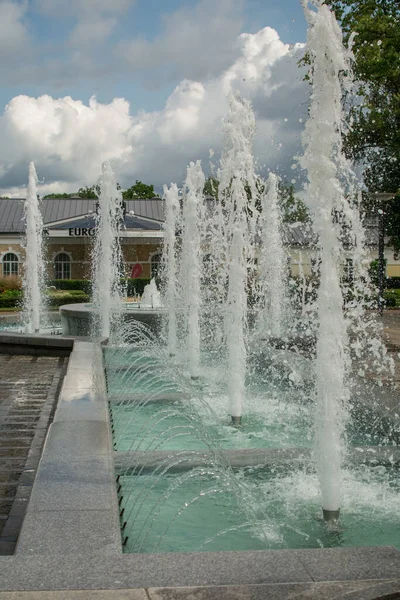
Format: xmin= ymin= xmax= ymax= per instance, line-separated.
xmin=0 ymin=355 xmax=66 ymax=554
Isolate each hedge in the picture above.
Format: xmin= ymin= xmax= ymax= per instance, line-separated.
xmin=48 ymin=279 xmax=92 ymax=293
xmin=0 ymin=298 xmax=22 ymax=308
xmin=386 ymin=277 xmax=400 ymax=289
xmin=48 ymin=278 xmax=152 ymax=297
xmin=0 ymin=293 xmax=90 ymax=309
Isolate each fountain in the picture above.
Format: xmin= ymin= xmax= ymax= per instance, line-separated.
xmin=103 ymin=0 xmax=399 ymax=554
xmin=163 ymin=183 xmax=180 ymax=356
xmin=180 ymin=161 xmax=205 ymax=379
xmin=92 ymin=161 xmax=124 ymax=339
xmin=19 ymin=0 xmax=398 ymax=563
xmin=22 ymin=162 xmax=47 ymax=334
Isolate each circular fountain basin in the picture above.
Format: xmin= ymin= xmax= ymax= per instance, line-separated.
xmin=59 ymin=303 xmax=166 ymax=337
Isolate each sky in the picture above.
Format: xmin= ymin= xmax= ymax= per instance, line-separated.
xmin=0 ymin=0 xmax=312 ymax=197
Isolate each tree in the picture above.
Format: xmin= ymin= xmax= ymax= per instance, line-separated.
xmin=122 ymin=181 xmax=159 ymax=199
xmin=43 ymin=193 xmax=75 ymax=199
xmin=203 ymin=177 xmax=220 ymax=199
xmin=78 ymin=186 xmax=99 ymax=199
xmin=278 ymin=182 xmax=310 ymax=223
xmin=328 ymin=0 xmax=400 ymax=250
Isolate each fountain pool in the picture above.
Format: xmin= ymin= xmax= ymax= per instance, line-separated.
xmin=105 ymin=345 xmax=400 ymax=554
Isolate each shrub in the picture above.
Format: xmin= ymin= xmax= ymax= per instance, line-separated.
xmin=0 ymin=276 xmax=22 ymax=292
xmin=1 ymin=289 xmax=22 ymax=299
xmin=0 ymin=297 xmax=21 ymax=308
xmin=121 ymin=278 xmax=151 ymax=297
xmin=48 ymin=293 xmax=90 ymax=307
xmin=384 ymin=289 xmax=400 ymax=307
xmin=48 ymin=279 xmax=92 ymax=294
xmin=386 ymin=277 xmax=400 ymax=289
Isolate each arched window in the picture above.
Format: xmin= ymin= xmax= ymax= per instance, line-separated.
xmin=2 ymin=253 xmax=19 ymax=277
xmin=54 ymin=253 xmax=71 ymax=280
xmin=150 ymin=253 xmax=162 ymax=279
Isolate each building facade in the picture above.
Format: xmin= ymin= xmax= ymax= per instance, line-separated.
xmin=0 ymin=197 xmax=164 ymax=280
xmin=0 ymin=197 xmax=398 ymax=281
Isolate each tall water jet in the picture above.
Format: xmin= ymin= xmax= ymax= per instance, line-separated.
xmin=92 ymin=162 xmax=124 ymax=339
xmin=219 ymin=92 xmax=258 ymax=424
xmin=163 ymin=183 xmax=180 ymax=357
xmin=258 ymin=173 xmax=287 ymax=338
xmin=22 ymin=162 xmax=46 ymax=334
xmin=180 ymin=161 xmax=205 ymax=378
xmin=300 ymin=0 xmax=353 ymax=521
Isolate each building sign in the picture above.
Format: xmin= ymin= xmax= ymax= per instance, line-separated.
xmin=68 ymin=227 xmax=96 ymax=237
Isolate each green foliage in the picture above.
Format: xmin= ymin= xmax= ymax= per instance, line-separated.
xmin=328 ymin=0 xmax=400 ymax=249
xmin=48 ymin=279 xmax=92 ymax=293
xmin=0 ymin=297 xmax=21 ymax=308
xmin=77 ymin=185 xmax=99 ymax=199
xmin=203 ymin=177 xmax=220 ymax=199
xmin=386 ymin=277 xmax=400 ymax=289
xmin=122 ymin=181 xmax=159 ymax=199
xmin=48 ymin=292 xmax=89 ymax=307
xmin=0 ymin=276 xmax=22 ymax=292
xmin=278 ymin=182 xmax=310 ymax=223
xmin=42 ymin=193 xmax=76 ymax=199
xmin=383 ymin=289 xmax=400 ymax=307
xmin=121 ymin=278 xmax=151 ymax=297
xmin=1 ymin=289 xmax=22 ymax=299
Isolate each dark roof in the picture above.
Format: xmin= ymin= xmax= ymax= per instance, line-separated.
xmin=0 ymin=197 xmax=164 ymax=233
xmin=0 ymin=196 xmax=380 ymax=247
xmin=47 ymin=214 xmax=162 ymax=231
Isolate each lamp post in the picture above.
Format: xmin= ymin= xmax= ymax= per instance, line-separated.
xmin=371 ymin=192 xmax=396 ymax=316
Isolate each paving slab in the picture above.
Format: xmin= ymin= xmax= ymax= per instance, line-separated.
xmin=25 ymin=455 xmax=114 ymax=512
xmin=15 ymin=509 xmax=121 ymax=555
xmin=294 ymin=546 xmax=400 ymax=581
xmin=40 ymin=421 xmax=110 ymax=461
xmin=54 ymin=389 xmax=107 ymax=423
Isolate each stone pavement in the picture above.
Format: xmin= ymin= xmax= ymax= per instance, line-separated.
xmin=0 ymin=355 xmax=66 ymax=554
xmin=0 ymin=580 xmax=400 ymax=599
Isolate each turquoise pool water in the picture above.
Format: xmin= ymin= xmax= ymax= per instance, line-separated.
xmin=105 ymin=346 xmax=400 ymax=553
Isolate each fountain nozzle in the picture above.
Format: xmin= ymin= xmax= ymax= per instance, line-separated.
xmin=323 ymin=508 xmax=340 ymax=522
xmin=231 ymin=415 xmax=242 ymax=426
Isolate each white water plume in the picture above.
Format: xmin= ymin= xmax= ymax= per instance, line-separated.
xmin=300 ymin=0 xmax=354 ymax=514
xmin=22 ymin=162 xmax=46 ymax=333
xmin=180 ymin=161 xmax=205 ymax=378
xmin=257 ymin=173 xmax=287 ymax=338
xmin=92 ymin=161 xmax=124 ymax=339
xmin=163 ymin=183 xmax=180 ymax=357
xmin=219 ymin=92 xmax=258 ymax=420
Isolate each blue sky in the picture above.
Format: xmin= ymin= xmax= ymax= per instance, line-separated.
xmin=0 ymin=0 xmax=308 ymax=112
xmin=0 ymin=0 xmax=312 ymax=195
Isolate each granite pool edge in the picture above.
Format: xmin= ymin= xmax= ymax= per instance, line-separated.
xmin=0 ymin=339 xmax=399 ymax=592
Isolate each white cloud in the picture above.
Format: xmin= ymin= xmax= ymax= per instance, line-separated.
xmin=0 ymin=26 xmax=309 ymax=197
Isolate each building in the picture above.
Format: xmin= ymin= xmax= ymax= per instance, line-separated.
xmin=0 ymin=197 xmax=398 ymax=281
xmin=0 ymin=197 xmax=164 ymax=280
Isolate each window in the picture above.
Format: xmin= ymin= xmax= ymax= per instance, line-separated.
xmin=2 ymin=253 xmax=19 ymax=277
xmin=54 ymin=253 xmax=71 ymax=280
xmin=343 ymin=258 xmax=354 ymax=285
xmin=150 ymin=253 xmax=162 ymax=279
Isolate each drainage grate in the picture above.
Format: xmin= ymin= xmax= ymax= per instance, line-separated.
xmin=0 ymin=355 xmax=67 ymax=554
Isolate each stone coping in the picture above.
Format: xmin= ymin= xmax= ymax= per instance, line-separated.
xmin=0 ymin=332 xmax=74 ymax=356
xmin=59 ymin=303 xmax=167 ymax=318
xmin=0 ymin=339 xmax=399 ymax=595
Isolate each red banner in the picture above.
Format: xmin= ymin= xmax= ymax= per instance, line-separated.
xmin=131 ymin=263 xmax=143 ymax=279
